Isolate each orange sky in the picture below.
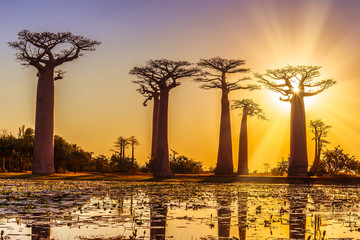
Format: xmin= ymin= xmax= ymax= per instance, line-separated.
xmin=1 ymin=0 xmax=360 ymax=171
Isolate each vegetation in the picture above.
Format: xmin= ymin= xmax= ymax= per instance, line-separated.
xmin=231 ymin=99 xmax=266 ymax=175
xmin=170 ymin=155 xmax=203 ymax=174
xmin=308 ymin=120 xmax=331 ymax=176
xmin=271 ymin=157 xmax=290 ymax=176
xmin=318 ymin=146 xmax=359 ymax=176
xmin=272 ymin=146 xmax=360 ymax=176
xmin=141 ymin=153 xmax=203 ymax=174
xmin=0 ymin=33 xmax=351 ymax=179
xmin=195 ymin=57 xmax=259 ymax=175
xmin=130 ymin=59 xmax=200 ymax=178
xmin=256 ymin=65 xmax=336 ymax=176
xmin=0 ymin=126 xmax=34 ymax=172
xmin=8 ymin=30 xmax=100 ymax=174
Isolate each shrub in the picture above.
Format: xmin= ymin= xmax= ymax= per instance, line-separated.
xmin=170 ymin=155 xmax=203 ymax=174
xmin=271 ymin=157 xmax=289 ymax=176
xmin=319 ymin=145 xmax=359 ymax=176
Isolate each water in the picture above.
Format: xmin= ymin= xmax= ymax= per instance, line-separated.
xmin=0 ymin=180 xmax=359 ymax=239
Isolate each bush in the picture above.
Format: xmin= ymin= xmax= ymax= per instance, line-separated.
xmin=271 ymin=157 xmax=289 ymax=176
xmin=110 ymin=155 xmax=139 ymax=173
xmin=141 ymin=155 xmax=204 ymax=174
xmin=170 ymin=155 xmax=203 ymax=174
xmin=318 ymin=145 xmax=359 ymax=176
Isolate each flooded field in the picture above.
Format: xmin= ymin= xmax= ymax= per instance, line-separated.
xmin=0 ymin=180 xmax=359 ymax=239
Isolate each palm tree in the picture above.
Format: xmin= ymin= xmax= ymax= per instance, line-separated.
xmin=231 ymin=99 xmax=266 ymax=175
xmin=114 ymin=136 xmax=130 ymax=159
xmin=256 ymin=65 xmax=336 ymax=176
xmin=128 ymin=136 xmax=140 ymax=165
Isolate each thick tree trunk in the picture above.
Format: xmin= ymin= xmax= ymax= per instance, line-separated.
xmin=289 ymin=95 xmax=308 ymax=176
xmin=151 ymin=96 xmax=160 ymax=160
xmin=154 ymin=89 xmax=174 ymax=178
xmin=308 ymin=138 xmax=320 ymax=176
xmin=238 ymin=108 xmax=249 ymax=175
xmin=215 ymin=90 xmax=233 ymax=175
xmin=33 ymin=67 xmax=55 ymax=174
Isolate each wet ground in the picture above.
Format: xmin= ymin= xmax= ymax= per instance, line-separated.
xmin=0 ymin=180 xmax=359 ymax=239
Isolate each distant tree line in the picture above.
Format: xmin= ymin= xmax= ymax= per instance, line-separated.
xmin=0 ymin=126 xmax=203 ymax=174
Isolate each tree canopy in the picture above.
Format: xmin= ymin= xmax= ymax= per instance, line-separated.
xmin=195 ymin=57 xmax=259 ymax=91
xmin=255 ymin=65 xmax=336 ymax=101
xmin=8 ymin=30 xmax=101 ymax=70
xmin=231 ymin=99 xmax=267 ymax=120
xmin=130 ymin=59 xmax=200 ymax=91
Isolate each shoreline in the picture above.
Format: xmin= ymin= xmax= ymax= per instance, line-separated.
xmin=0 ymin=172 xmax=359 ymax=185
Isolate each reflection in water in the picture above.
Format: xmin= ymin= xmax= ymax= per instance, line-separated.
xmin=238 ymin=192 xmax=247 ymax=240
xmin=150 ymin=201 xmax=167 ymax=240
xmin=288 ymin=186 xmax=307 ymax=239
xmin=31 ymin=224 xmax=50 ymax=240
xmin=216 ymin=193 xmax=231 ymax=238
xmin=1 ymin=182 xmax=360 ymax=239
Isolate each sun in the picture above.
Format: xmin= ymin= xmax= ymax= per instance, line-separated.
xmin=290 ymin=75 xmax=301 ymax=93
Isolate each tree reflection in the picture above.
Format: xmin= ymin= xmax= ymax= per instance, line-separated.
xmin=150 ymin=201 xmax=167 ymax=240
xmin=238 ymin=192 xmax=247 ymax=240
xmin=216 ymin=194 xmax=231 ymax=238
xmin=288 ymin=186 xmax=308 ymax=239
xmin=32 ymin=224 xmax=50 ymax=240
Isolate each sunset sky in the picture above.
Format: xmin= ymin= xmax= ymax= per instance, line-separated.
xmin=1 ymin=0 xmax=360 ymax=171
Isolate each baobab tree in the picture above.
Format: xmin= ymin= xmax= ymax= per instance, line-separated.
xmin=132 ymin=75 xmax=160 ymax=160
xmin=256 ymin=65 xmax=336 ymax=176
xmin=130 ymin=59 xmax=199 ymax=178
xmin=308 ymin=119 xmax=331 ymax=176
xmin=8 ymin=30 xmax=100 ymax=174
xmin=231 ymin=99 xmax=266 ymax=175
xmin=196 ymin=57 xmax=259 ymax=175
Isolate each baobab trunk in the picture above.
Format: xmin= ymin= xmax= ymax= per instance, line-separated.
xmin=238 ymin=108 xmax=249 ymax=175
xmin=154 ymin=89 xmax=174 ymax=178
xmin=216 ymin=91 xmax=233 ymax=175
xmin=151 ymin=96 xmax=160 ymax=160
xmin=289 ymin=95 xmax=308 ymax=176
xmin=308 ymin=139 xmax=320 ymax=176
xmin=33 ymin=67 xmax=55 ymax=174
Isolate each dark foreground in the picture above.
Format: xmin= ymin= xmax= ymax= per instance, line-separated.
xmin=1 ymin=172 xmax=360 ymax=185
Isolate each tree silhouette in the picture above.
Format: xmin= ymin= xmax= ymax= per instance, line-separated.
xmin=256 ymin=65 xmax=336 ymax=176
xmin=308 ymin=120 xmax=331 ymax=176
xmin=114 ymin=136 xmax=129 ymax=159
xmin=8 ymin=30 xmax=100 ymax=174
xmin=132 ymin=74 xmax=160 ymax=160
xmin=130 ymin=59 xmax=199 ymax=178
xmin=231 ymin=99 xmax=266 ymax=175
xmin=128 ymin=136 xmax=139 ymax=165
xmin=196 ymin=57 xmax=259 ymax=175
